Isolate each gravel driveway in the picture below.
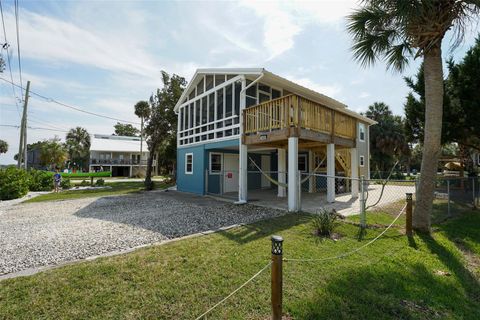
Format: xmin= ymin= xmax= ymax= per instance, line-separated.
xmin=0 ymin=191 xmax=285 ymax=276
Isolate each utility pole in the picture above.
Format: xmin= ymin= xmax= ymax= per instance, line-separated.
xmin=16 ymin=80 xmax=30 ymax=169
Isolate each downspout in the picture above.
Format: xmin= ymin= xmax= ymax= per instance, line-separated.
xmin=236 ymin=71 xmax=264 ymax=204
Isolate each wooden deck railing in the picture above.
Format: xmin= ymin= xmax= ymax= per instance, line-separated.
xmin=243 ymin=94 xmax=357 ymax=140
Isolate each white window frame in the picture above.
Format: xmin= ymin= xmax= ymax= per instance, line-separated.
xmin=359 ymin=123 xmax=366 ymax=142
xmin=185 ymin=153 xmax=193 ymax=174
xmin=360 ymin=155 xmax=365 ymax=167
xmin=209 ymin=152 xmax=223 ymax=174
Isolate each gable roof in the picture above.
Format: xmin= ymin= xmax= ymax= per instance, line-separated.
xmin=175 ymin=68 xmax=376 ymax=125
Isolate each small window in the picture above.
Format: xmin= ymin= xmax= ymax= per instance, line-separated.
xmin=360 ymin=155 xmax=365 ymax=167
xmin=298 ymin=154 xmax=307 ymax=172
xmin=210 ymin=153 xmax=222 ymax=173
xmin=258 ymin=84 xmax=271 ymax=93
xmin=185 ymin=153 xmax=193 ymax=174
xmin=359 ymin=123 xmax=366 ymax=142
xmin=259 ymin=92 xmax=270 ymax=103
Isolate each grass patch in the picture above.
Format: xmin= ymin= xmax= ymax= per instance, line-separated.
xmin=24 ymin=181 xmax=171 ymax=203
xmin=0 ymin=210 xmax=479 ymax=319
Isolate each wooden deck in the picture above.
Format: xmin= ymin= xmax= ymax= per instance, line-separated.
xmin=242 ymin=94 xmax=358 ymax=148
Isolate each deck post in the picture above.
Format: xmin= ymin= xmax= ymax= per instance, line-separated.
xmin=238 ymin=77 xmax=248 ymax=204
xmin=327 ymin=143 xmax=335 ymax=203
xmin=277 ymin=148 xmax=287 ymax=197
xmin=288 ymin=137 xmax=299 ymax=211
xmin=350 ymin=148 xmax=359 ymax=198
xmin=308 ymin=150 xmax=314 ymax=193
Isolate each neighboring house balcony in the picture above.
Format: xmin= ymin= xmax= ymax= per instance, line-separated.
xmin=89 ymin=158 xmax=156 ymax=166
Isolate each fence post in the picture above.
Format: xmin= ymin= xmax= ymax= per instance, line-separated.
xmin=271 ymin=235 xmax=283 ymax=320
xmin=447 ymin=179 xmax=451 ymax=217
xmin=406 ymin=193 xmax=413 ymax=237
xmin=359 ymin=175 xmax=366 ymax=228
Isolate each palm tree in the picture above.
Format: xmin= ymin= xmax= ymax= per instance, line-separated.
xmin=40 ymin=138 xmax=68 ymax=170
xmin=347 ymin=0 xmax=479 ymax=233
xmin=0 ymin=139 xmax=8 ymax=154
xmin=65 ymin=127 xmax=91 ymax=171
xmin=134 ymin=101 xmax=151 ymax=175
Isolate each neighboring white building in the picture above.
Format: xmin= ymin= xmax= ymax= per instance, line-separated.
xmin=89 ymin=134 xmax=155 ymax=177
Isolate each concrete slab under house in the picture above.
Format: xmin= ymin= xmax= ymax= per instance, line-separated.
xmin=174 ymin=68 xmax=376 ymax=212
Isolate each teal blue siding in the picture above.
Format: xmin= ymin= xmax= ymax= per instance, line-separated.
xmin=177 ymin=138 xmax=239 ymax=195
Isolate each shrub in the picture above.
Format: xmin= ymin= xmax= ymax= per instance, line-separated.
xmin=95 ymin=178 xmax=105 ymax=186
xmin=0 ymin=167 xmax=30 ymax=200
xmin=79 ymin=179 xmax=90 ymax=187
xmin=28 ymin=169 xmax=53 ymax=191
xmin=312 ymin=208 xmax=338 ymax=237
xmin=61 ymin=178 xmax=72 ymax=190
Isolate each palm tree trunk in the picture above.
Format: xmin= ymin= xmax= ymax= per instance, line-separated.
xmin=413 ymin=44 xmax=444 ymax=233
xmin=145 ymin=142 xmax=156 ymax=190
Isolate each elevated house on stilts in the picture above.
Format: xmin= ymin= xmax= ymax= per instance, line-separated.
xmin=174 ymin=68 xmax=376 ymax=212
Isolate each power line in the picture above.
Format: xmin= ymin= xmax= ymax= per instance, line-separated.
xmin=14 ymin=0 xmax=22 ymax=90
xmin=0 ymin=0 xmax=21 ymax=116
xmin=0 ymin=77 xmax=141 ymax=125
xmin=0 ymin=123 xmax=68 ymax=133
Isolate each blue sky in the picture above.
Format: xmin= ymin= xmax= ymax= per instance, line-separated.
xmin=0 ymin=0 xmax=477 ymax=164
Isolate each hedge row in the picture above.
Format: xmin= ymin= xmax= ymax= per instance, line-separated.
xmin=0 ymin=168 xmax=73 ymax=200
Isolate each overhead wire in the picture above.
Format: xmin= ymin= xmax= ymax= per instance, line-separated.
xmin=0 ymin=77 xmax=141 ymax=125
xmin=0 ymin=0 xmax=21 ymax=116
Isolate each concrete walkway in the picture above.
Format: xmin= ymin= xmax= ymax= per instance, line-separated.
xmin=224 ymin=183 xmax=415 ymax=216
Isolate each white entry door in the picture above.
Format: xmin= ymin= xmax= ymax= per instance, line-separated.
xmin=261 ymin=155 xmax=271 ymax=188
xmin=224 ymin=153 xmax=239 ymax=193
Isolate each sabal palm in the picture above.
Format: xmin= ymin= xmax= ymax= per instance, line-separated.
xmin=347 ymin=0 xmax=479 ymax=232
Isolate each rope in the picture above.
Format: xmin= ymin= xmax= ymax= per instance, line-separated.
xmin=300 ymin=156 xmax=326 ymax=184
xmin=248 ymin=157 xmax=288 ymax=188
xmin=284 ymin=204 xmax=406 ymax=263
xmin=194 ymin=261 xmax=272 ymax=320
xmin=365 ymin=160 xmax=399 ymax=210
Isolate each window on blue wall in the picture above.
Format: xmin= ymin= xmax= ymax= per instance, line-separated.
xmin=185 ymin=153 xmax=193 ymax=174
xmin=210 ymin=153 xmax=222 ymax=173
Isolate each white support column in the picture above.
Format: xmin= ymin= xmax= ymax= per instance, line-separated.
xmin=288 ymin=137 xmax=299 ymax=211
xmin=350 ymin=148 xmax=359 ymax=198
xmin=129 ymin=166 xmax=133 ymax=178
xmin=238 ymin=76 xmax=248 ymax=204
xmin=277 ymin=148 xmax=287 ymax=197
xmin=327 ymin=143 xmax=335 ymax=203
xmin=308 ymin=150 xmax=314 ymax=193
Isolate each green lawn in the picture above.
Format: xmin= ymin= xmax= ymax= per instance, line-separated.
xmin=24 ymin=181 xmax=171 ymax=203
xmin=0 ymin=209 xmax=478 ymax=319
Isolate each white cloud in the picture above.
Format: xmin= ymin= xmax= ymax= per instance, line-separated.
xmin=359 ymin=92 xmax=370 ymax=99
xmin=285 ymin=75 xmax=342 ymax=98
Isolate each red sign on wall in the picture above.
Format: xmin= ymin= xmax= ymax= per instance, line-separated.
xmin=227 ymin=172 xmax=233 ymax=179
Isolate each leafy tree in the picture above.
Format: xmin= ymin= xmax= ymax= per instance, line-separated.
xmin=347 ymin=0 xmax=480 ymax=233
xmin=113 ymin=123 xmax=139 ymax=136
xmin=65 ymin=127 xmax=90 ymax=170
xmin=0 ymin=139 xmax=7 ymax=154
xmin=364 ymin=102 xmax=409 ymax=176
xmin=40 ymin=137 xmax=68 ymax=170
xmin=140 ymin=71 xmax=186 ymax=190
